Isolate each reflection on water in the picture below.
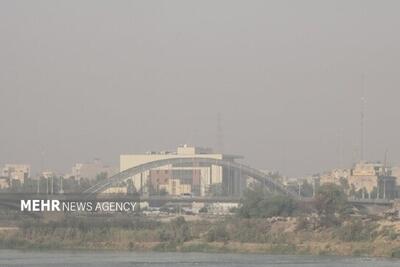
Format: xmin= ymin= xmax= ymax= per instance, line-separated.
xmin=0 ymin=250 xmax=399 ymax=267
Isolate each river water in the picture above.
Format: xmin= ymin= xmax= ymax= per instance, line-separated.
xmin=0 ymin=250 xmax=399 ymax=267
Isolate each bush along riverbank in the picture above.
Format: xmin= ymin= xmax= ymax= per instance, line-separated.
xmin=0 ymin=214 xmax=400 ymax=258
xmin=0 ymin=184 xmax=399 ymax=258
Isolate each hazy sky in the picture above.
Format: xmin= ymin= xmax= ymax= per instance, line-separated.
xmin=1 ymin=1 xmax=400 ymax=176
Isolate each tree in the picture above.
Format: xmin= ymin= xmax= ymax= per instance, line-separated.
xmin=206 ymin=224 xmax=229 ymax=242
xmin=171 ymin=216 xmax=191 ymax=243
xmin=96 ymin=172 xmax=108 ymax=181
xmin=339 ymin=177 xmax=349 ymax=190
xmin=370 ymin=187 xmax=378 ymax=199
xmin=315 ymin=183 xmax=349 ymax=218
xmin=301 ymin=180 xmax=314 ymax=197
xmin=238 ymin=187 xmax=295 ymax=218
xmin=126 ymin=179 xmax=138 ymax=195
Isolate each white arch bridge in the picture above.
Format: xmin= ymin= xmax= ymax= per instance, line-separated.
xmin=83 ymin=157 xmax=300 ymax=199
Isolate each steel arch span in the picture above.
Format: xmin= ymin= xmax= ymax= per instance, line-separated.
xmin=83 ymin=157 xmax=299 ymax=199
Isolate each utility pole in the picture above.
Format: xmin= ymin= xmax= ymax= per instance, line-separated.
xmin=216 ymin=112 xmax=224 ymax=153
xmin=40 ymin=149 xmax=45 ymax=176
xmin=140 ymin=172 xmax=143 ymax=196
xmin=298 ymin=182 xmax=301 ymax=197
xmin=380 ymin=150 xmax=389 ymax=199
xmin=383 ymin=179 xmax=387 ymax=200
xmin=312 ymin=178 xmax=316 ymax=198
xmin=59 ymin=177 xmax=64 ymax=194
xmin=383 ymin=149 xmax=388 ymax=176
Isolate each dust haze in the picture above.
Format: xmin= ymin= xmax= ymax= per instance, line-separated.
xmin=1 ymin=1 xmax=400 ymax=176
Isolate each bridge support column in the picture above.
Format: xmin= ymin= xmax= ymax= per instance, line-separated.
xmin=140 ymin=172 xmax=143 ymax=196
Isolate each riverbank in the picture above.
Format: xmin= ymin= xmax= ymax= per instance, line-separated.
xmin=0 ymin=215 xmax=399 ymax=258
xmin=1 ymin=250 xmax=399 ymax=267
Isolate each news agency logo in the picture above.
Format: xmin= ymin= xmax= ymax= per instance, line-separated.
xmin=20 ymin=199 xmax=137 ymax=212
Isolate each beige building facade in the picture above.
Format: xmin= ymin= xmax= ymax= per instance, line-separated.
xmin=69 ymin=159 xmax=117 ymax=180
xmin=1 ymin=164 xmax=30 ymax=183
xmin=120 ymin=145 xmax=242 ymax=196
xmin=320 ymin=162 xmax=394 ymax=198
xmin=0 ymin=177 xmax=10 ymax=189
xmin=348 ymin=162 xmax=387 ymax=194
xmin=320 ymin=168 xmax=350 ymax=186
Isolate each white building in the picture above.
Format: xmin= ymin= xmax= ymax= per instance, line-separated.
xmin=0 ymin=176 xmax=10 ymax=189
xmin=348 ymin=161 xmax=388 ymax=194
xmin=120 ymin=145 xmax=244 ymax=196
xmin=1 ymin=164 xmax=30 ymax=183
xmin=41 ymin=170 xmax=56 ymax=179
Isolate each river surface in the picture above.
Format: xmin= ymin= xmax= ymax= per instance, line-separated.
xmin=0 ymin=250 xmax=399 ymax=267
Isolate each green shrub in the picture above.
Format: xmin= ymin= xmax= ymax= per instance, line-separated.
xmin=157 ymin=216 xmax=191 ymax=244
xmin=391 ymin=248 xmax=400 ymax=258
xmin=238 ymin=188 xmax=296 ymax=218
xmin=206 ymin=224 xmax=229 ymax=242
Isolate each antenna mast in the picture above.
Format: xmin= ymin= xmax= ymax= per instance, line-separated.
xmin=360 ymin=75 xmax=366 ymax=162
xmin=383 ymin=149 xmax=388 ymax=176
xmin=217 ymin=112 xmax=224 ymax=153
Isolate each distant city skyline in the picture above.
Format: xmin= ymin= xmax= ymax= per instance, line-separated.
xmin=1 ymin=1 xmax=400 ymax=176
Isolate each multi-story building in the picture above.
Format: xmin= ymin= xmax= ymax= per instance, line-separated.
xmin=392 ymin=166 xmax=400 ymax=193
xmin=41 ymin=170 xmax=56 ymax=179
xmin=1 ymin=164 xmax=30 ymax=184
xmin=348 ymin=162 xmax=387 ymax=196
xmin=168 ymin=178 xmax=192 ymax=196
xmin=317 ymin=162 xmax=397 ymax=199
xmin=68 ymin=159 xmax=117 ymax=181
xmin=391 ymin=166 xmax=400 ymax=181
xmin=120 ymin=145 xmax=244 ymax=196
xmin=147 ymin=169 xmax=201 ymax=195
xmin=345 ymin=161 xmax=397 ymax=199
xmin=320 ymin=169 xmax=350 ymax=186
xmin=377 ymin=176 xmax=397 ymax=199
xmin=0 ymin=176 xmax=10 ymax=189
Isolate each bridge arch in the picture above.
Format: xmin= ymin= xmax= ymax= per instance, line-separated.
xmin=83 ymin=157 xmax=299 ymax=199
